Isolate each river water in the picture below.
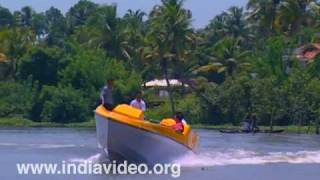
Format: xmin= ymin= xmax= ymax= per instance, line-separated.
xmin=0 ymin=128 xmax=320 ymax=180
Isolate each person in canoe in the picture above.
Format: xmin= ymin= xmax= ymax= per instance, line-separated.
xmin=249 ymin=113 xmax=259 ymax=132
xmin=241 ymin=113 xmax=260 ymax=133
xmin=241 ymin=114 xmax=251 ymax=132
xmin=100 ymin=78 xmax=115 ymax=110
xmin=130 ymin=91 xmax=147 ymax=111
xmin=172 ymin=112 xmax=185 ymax=133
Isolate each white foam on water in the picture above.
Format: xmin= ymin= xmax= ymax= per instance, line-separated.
xmin=69 ymin=153 xmax=107 ymax=163
xmin=174 ymin=149 xmax=320 ymax=167
xmin=32 ymin=144 xmax=79 ymax=149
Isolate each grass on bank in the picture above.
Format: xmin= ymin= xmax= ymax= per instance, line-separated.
xmin=0 ymin=118 xmax=318 ymax=134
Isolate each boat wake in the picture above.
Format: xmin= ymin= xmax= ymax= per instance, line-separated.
xmin=174 ymin=149 xmax=320 ymax=167
xmin=68 ymin=149 xmax=320 ymax=167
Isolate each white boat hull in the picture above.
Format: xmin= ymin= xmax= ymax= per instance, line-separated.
xmin=95 ymin=114 xmax=190 ymax=164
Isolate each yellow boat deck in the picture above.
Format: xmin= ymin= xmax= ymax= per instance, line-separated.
xmin=95 ymin=104 xmax=199 ymax=150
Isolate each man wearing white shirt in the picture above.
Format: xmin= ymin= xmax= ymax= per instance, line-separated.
xmin=130 ymin=92 xmax=146 ymax=111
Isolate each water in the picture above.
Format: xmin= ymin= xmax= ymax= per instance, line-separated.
xmin=0 ymin=128 xmax=320 ymax=180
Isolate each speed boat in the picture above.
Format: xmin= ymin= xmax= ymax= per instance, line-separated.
xmin=95 ymin=104 xmax=199 ymax=165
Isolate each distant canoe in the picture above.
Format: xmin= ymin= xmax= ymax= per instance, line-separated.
xmin=219 ymin=129 xmax=284 ymax=134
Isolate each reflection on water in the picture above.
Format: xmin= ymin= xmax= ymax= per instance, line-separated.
xmin=0 ymin=128 xmax=320 ymax=180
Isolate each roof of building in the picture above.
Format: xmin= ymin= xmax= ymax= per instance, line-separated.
xmin=296 ymin=43 xmax=320 ymax=62
xmin=0 ymin=53 xmax=7 ymax=62
xmin=144 ymin=79 xmax=188 ymax=87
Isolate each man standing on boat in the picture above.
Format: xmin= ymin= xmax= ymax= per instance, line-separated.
xmin=100 ymin=78 xmax=114 ymax=110
xmin=130 ymin=91 xmax=147 ymax=111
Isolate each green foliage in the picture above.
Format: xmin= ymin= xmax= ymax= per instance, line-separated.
xmin=0 ymin=27 xmax=36 ymax=60
xmin=145 ymin=93 xmax=204 ymax=124
xmin=66 ymin=0 xmax=98 ymax=30
xmin=60 ymin=47 xmax=107 ymax=92
xmin=19 ymin=46 xmax=65 ymax=86
xmin=60 ymin=45 xmax=142 ymax=105
xmin=37 ymin=85 xmax=89 ymax=123
xmin=145 ymin=102 xmax=172 ymax=122
xmin=0 ymin=6 xmax=13 ymax=27
xmin=44 ymin=7 xmax=67 ymax=46
xmin=214 ymin=76 xmax=252 ymax=125
xmin=0 ymin=81 xmax=36 ymax=118
xmin=176 ymin=94 xmax=204 ymax=124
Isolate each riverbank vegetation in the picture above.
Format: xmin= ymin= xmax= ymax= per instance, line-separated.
xmin=0 ymin=118 xmax=316 ymax=134
xmin=1 ymin=0 xmax=320 ymax=133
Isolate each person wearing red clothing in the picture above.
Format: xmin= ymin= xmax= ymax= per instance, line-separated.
xmin=172 ymin=112 xmax=185 ymax=133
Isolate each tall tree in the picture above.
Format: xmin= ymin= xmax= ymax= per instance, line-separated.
xmin=247 ymin=0 xmax=281 ymax=36
xmin=0 ymin=6 xmax=13 ymax=28
xmin=196 ymin=37 xmax=250 ymax=78
xmin=44 ymin=7 xmax=67 ymax=46
xmin=122 ymin=9 xmax=147 ymax=66
xmin=148 ymin=0 xmax=195 ymax=114
xmin=84 ymin=5 xmax=131 ymax=60
xmin=66 ymin=0 xmax=98 ymax=31
xmin=275 ymin=0 xmax=317 ymax=34
xmin=21 ymin=6 xmax=34 ymax=27
xmin=204 ymin=6 xmax=253 ymax=49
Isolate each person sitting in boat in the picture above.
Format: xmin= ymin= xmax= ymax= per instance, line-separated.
xmin=241 ymin=114 xmax=251 ymax=132
xmin=130 ymin=91 xmax=146 ymax=111
xmin=172 ymin=112 xmax=185 ymax=133
xmin=100 ymin=78 xmax=114 ymax=110
xmin=249 ymin=113 xmax=259 ymax=132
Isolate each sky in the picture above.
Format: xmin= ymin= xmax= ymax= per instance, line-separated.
xmin=0 ymin=0 xmax=248 ymax=28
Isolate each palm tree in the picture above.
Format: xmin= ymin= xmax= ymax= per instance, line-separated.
xmin=275 ymin=0 xmax=317 ymax=34
xmin=309 ymin=1 xmax=320 ymax=28
xmin=122 ymin=10 xmax=147 ymax=67
xmin=66 ymin=0 xmax=98 ymax=30
xmin=44 ymin=7 xmax=67 ymax=46
xmin=248 ymin=0 xmax=318 ymax=35
xmin=204 ymin=13 xmax=229 ymax=44
xmin=148 ymin=0 xmax=195 ymax=114
xmin=195 ymin=8 xmax=252 ymax=82
xmin=224 ymin=7 xmax=250 ymax=40
xmin=84 ymin=5 xmax=130 ymax=60
xmin=0 ymin=27 xmax=35 ymax=78
xmin=247 ymin=0 xmax=281 ymax=36
xmin=196 ymin=37 xmax=251 ymax=77
xmin=205 ymin=7 xmax=251 ymax=44
xmin=21 ymin=6 xmax=34 ymax=27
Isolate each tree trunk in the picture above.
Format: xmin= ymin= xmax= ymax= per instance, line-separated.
xmin=270 ymin=109 xmax=274 ymax=132
xmin=162 ymin=59 xmax=175 ymax=115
